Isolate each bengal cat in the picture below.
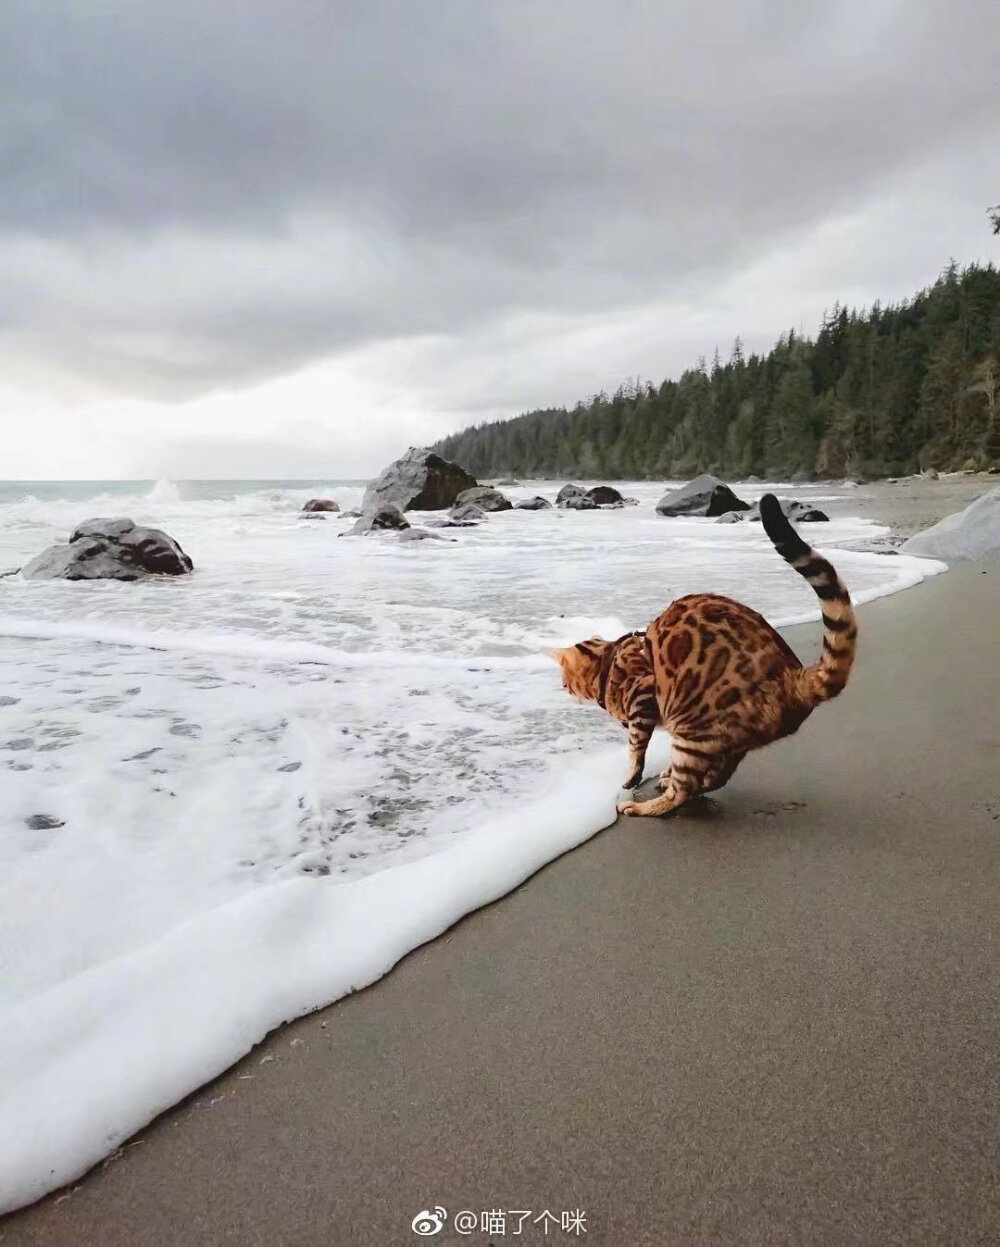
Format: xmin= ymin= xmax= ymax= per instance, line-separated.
xmin=547 ymin=494 xmax=857 ymax=817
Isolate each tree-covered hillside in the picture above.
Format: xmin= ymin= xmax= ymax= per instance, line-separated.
xmin=434 ymin=261 xmax=1000 ymax=480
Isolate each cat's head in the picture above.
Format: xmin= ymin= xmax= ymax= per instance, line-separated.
xmin=546 ymin=636 xmax=609 ymax=703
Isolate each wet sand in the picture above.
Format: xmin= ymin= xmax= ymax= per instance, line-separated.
xmin=4 ymin=492 xmax=1000 ymax=1246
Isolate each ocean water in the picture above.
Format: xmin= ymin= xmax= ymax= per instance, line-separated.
xmin=0 ymin=477 xmax=946 ymax=1210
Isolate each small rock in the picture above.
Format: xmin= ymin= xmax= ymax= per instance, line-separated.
xmin=496 ymin=477 xmax=521 ymax=487
xmin=448 ymin=503 xmax=489 ymax=524
xmin=25 ymin=814 xmax=64 ymax=830
xmin=301 ymin=498 xmax=340 ymax=513
xmin=453 ymin=486 xmax=512 ymax=513
xmin=515 ymin=496 xmax=552 ymax=510
xmin=585 ymin=485 xmax=625 ymax=507
xmin=398 ymin=528 xmax=456 ymax=543
xmin=351 ymin=504 xmax=410 ymax=534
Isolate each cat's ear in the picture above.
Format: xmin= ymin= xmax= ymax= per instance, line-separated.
xmin=589 ymin=634 xmax=604 ymax=642
xmin=544 ymin=647 xmax=564 ymax=662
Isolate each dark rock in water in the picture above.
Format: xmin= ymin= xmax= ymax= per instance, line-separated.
xmin=25 ymin=814 xmax=65 ymax=830
xmin=777 ymin=500 xmax=828 ymax=522
xmin=749 ymin=498 xmax=829 ymax=523
xmin=448 ymin=502 xmax=489 ymax=524
xmin=989 ymin=466 xmax=1000 ymax=475
xmin=351 ymin=504 xmax=410 ymax=534
xmin=301 ymin=498 xmax=340 ymax=513
xmin=556 ymin=484 xmax=586 ymax=505
xmin=23 ymin=517 xmax=194 ymax=581
xmin=656 ymin=475 xmax=751 ymax=518
xmin=562 ymin=495 xmax=599 ymax=510
xmin=361 ymin=447 xmax=476 ymax=515
xmin=398 ymin=528 xmax=456 ymax=543
xmin=515 ymin=496 xmax=552 ymax=510
xmin=454 ymin=486 xmax=512 ymax=513
xmin=716 ymin=497 xmax=829 ymax=524
xmin=585 ymin=485 xmax=625 ymax=506
xmin=496 ymin=477 xmax=521 ymax=487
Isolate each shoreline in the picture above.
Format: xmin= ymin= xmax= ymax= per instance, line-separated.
xmin=4 ymin=484 xmax=999 ymax=1245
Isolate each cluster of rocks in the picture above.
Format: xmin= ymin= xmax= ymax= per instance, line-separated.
xmin=715 ymin=498 xmax=829 ymax=524
xmin=555 ymin=484 xmax=636 ymax=510
xmin=652 ymin=474 xmax=829 ymax=524
xmin=345 ymin=449 xmax=642 ymax=540
xmin=21 ymin=518 xmax=194 ymax=581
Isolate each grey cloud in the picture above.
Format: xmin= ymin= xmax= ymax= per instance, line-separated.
xmin=1 ymin=0 xmax=998 ymax=401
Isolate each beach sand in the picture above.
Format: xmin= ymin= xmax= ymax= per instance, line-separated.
xmin=4 ymin=485 xmax=999 ymax=1246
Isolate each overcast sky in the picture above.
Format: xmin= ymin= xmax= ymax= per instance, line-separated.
xmin=2 ymin=0 xmax=998 ymax=479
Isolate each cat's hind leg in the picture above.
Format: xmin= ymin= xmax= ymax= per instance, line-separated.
xmin=622 ymin=739 xmax=736 ymax=817
xmin=657 ymin=739 xmax=721 ymax=792
xmin=702 ymin=752 xmax=746 ymax=793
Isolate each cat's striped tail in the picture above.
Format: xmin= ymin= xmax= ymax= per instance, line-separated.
xmin=758 ymin=493 xmax=857 ymax=706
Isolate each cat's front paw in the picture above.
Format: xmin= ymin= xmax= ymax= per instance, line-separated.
xmin=617 ymin=799 xmax=640 ymax=817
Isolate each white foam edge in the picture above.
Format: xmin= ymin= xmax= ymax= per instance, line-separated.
xmin=0 ymin=738 xmax=670 ymax=1214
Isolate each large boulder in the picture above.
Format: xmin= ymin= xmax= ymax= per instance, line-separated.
xmin=656 ymin=475 xmax=751 ymax=518
xmin=556 ymin=484 xmax=587 ymax=505
xmin=901 ymin=488 xmax=1000 ymax=562
xmin=361 ymin=448 xmax=476 ymax=516
xmin=302 ymin=498 xmax=340 ymax=513
xmin=22 ymin=518 xmax=193 ymax=581
xmin=453 ymin=486 xmax=512 ymax=513
xmin=516 ymin=496 xmax=552 ymax=510
xmin=351 ymin=504 xmax=411 ymax=534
